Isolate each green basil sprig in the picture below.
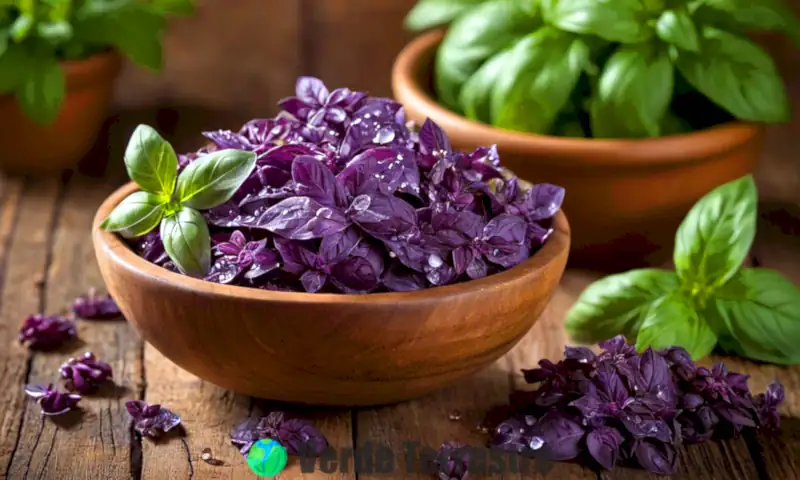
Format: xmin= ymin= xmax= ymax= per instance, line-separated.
xmin=100 ymin=124 xmax=256 ymax=277
xmin=0 ymin=0 xmax=194 ymax=126
xmin=404 ymin=0 xmax=798 ymax=138
xmin=565 ymin=175 xmax=800 ymax=364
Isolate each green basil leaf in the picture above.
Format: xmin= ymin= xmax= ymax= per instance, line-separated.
xmin=36 ymin=21 xmax=74 ymax=44
xmin=699 ymin=0 xmax=800 ymax=46
xmin=0 ymin=43 xmax=30 ymax=94
xmin=542 ymin=0 xmax=651 ymax=43
xmin=673 ymin=174 xmax=757 ymax=289
xmin=100 ymin=191 xmax=166 ymax=238
xmin=458 ymin=45 xmax=515 ymax=123
xmin=176 ymin=149 xmax=257 ymax=210
xmin=706 ymin=268 xmax=800 ymax=365
xmin=160 ymin=207 xmax=211 ymax=277
xmin=74 ymin=0 xmax=165 ymax=70
xmin=434 ymin=0 xmax=539 ymax=110
xmin=10 ymin=14 xmax=34 ymax=42
xmin=590 ymin=43 xmax=673 ymax=138
xmin=655 ymin=9 xmax=699 ymax=52
xmin=491 ymin=27 xmax=589 ymax=134
xmin=124 ymin=124 xmax=179 ymax=198
xmin=676 ymin=27 xmax=789 ymax=123
xmin=565 ymin=269 xmax=679 ymax=343
xmin=404 ymin=0 xmax=487 ymax=31
xmin=660 ymin=110 xmax=692 ymax=136
xmin=14 ymin=56 xmax=65 ymax=126
xmin=636 ymin=294 xmax=717 ymax=360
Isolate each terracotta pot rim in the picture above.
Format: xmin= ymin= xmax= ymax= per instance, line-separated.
xmin=61 ymin=49 xmax=124 ymax=89
xmin=0 ymin=50 xmax=123 ymax=101
xmin=93 ymin=182 xmax=571 ymax=305
xmin=392 ymin=29 xmax=764 ymax=167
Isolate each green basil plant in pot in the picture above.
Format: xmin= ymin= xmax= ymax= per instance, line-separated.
xmin=395 ymin=0 xmax=800 ymax=270
xmin=566 ymin=174 xmax=800 ymax=365
xmin=0 ymin=0 xmax=193 ymax=175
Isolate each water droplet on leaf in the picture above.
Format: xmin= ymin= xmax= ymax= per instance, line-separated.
xmin=372 ymin=126 xmax=395 ymax=144
xmin=529 ymin=436 xmax=544 ymax=450
xmin=351 ymin=195 xmax=371 ymax=212
xmin=427 ymin=254 xmax=443 ymax=269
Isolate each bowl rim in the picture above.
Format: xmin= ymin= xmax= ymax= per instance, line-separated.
xmin=93 ymin=182 xmax=571 ymax=305
xmin=391 ymin=29 xmax=764 ymax=168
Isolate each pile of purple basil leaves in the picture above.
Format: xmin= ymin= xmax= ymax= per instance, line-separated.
xmin=130 ymin=76 xmax=565 ymax=293
xmin=484 ymin=336 xmax=785 ymax=476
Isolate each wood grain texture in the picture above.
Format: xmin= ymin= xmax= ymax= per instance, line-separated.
xmin=0 ymin=177 xmax=25 ymax=474
xmin=0 ymin=177 xmax=63 ymax=478
xmin=5 ymin=173 xmax=143 ymax=480
xmin=140 ymin=344 xmax=356 ymax=479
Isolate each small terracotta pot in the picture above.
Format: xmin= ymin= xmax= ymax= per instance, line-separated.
xmin=392 ymin=31 xmax=765 ymax=270
xmin=93 ymin=182 xmax=570 ymax=406
xmin=0 ymin=50 xmax=123 ymax=175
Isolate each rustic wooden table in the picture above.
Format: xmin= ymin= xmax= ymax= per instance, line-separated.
xmin=0 ymin=112 xmax=799 ymax=480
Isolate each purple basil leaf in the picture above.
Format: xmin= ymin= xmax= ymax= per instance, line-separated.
xmin=278 ymin=97 xmax=313 ymax=121
xmin=230 ymin=413 xmax=285 ymax=455
xmin=351 ymin=240 xmax=386 ymax=278
xmin=586 ymin=426 xmax=623 ymax=470
xmin=278 ymin=418 xmax=329 ymax=456
xmin=382 ymin=261 xmax=427 ymax=292
xmin=258 ymin=197 xmax=349 ymax=240
xmin=480 ymin=214 xmax=529 ymax=267
xmin=318 ymin=227 xmax=362 ymax=264
xmin=300 ymin=270 xmax=327 ymax=293
xmin=521 ymin=183 xmax=566 ymax=221
xmin=530 ymin=412 xmax=585 ymax=461
xmin=126 ymin=400 xmax=182 ymax=439
xmin=72 ymin=288 xmax=122 ymax=319
xmin=418 ymin=118 xmax=451 ymax=156
xmin=59 ymin=352 xmax=113 ymax=394
xmin=435 ymin=441 xmax=470 ymax=480
xmin=347 ymin=193 xmax=417 ymax=238
xmin=330 ymin=257 xmax=378 ymax=293
xmin=296 ymin=76 xmax=329 ymax=106
xmin=245 ymin=248 xmax=281 ymax=279
xmin=292 ymin=155 xmax=348 ymax=207
xmin=205 ymin=256 xmax=243 ymax=284
xmin=633 ymin=440 xmax=677 ymax=475
xmin=274 ymin=237 xmax=317 ymax=275
xmin=338 ymin=147 xmax=420 ymax=198
xmin=202 ymin=130 xmax=253 ymax=150
xmin=25 ymin=384 xmax=81 ymax=416
xmin=18 ymin=314 xmax=77 ymax=351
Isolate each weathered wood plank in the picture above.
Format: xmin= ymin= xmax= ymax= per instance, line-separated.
xmin=303 ymin=0 xmax=416 ymax=96
xmin=0 ymin=177 xmax=63 ymax=478
xmin=0 ymin=177 xmax=26 ymax=474
xmin=5 ymin=172 xmax=144 ymax=479
xmin=140 ymin=344 xmax=355 ymax=479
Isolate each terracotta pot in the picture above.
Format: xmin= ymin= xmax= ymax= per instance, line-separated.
xmin=92 ymin=182 xmax=570 ymax=406
xmin=0 ymin=50 xmax=123 ymax=175
xmin=392 ymin=30 xmax=765 ymax=271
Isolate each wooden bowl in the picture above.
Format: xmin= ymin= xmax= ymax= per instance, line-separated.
xmin=92 ymin=182 xmax=570 ymax=406
xmin=392 ymin=30 xmax=765 ymax=271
